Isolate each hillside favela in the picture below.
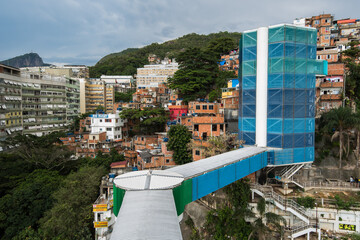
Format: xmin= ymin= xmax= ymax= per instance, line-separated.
xmin=2 ymin=4 xmax=360 ymax=240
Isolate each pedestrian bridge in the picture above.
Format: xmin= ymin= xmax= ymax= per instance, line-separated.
xmin=110 ymin=146 xmax=268 ymax=240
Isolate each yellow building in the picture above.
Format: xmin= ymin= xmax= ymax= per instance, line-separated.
xmin=85 ymin=79 xmax=114 ymax=113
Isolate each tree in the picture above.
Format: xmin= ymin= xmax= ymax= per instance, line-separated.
xmin=0 ymin=170 xmax=62 ymax=239
xmin=248 ymin=197 xmax=286 ymax=240
xmin=205 ymin=179 xmax=253 ymax=239
xmin=0 ymin=152 xmax=34 ymax=196
xmin=354 ymin=111 xmax=360 ymax=168
xmin=119 ymin=107 xmax=169 ymax=134
xmin=81 ymin=149 xmax=125 ymax=170
xmin=319 ymin=107 xmax=357 ymax=169
xmin=115 ymin=90 xmax=135 ymax=102
xmin=167 ymin=125 xmax=192 ymax=165
xmin=203 ymin=135 xmax=244 ymax=158
xmin=40 ymin=166 xmax=106 ymax=240
xmin=12 ymin=227 xmax=42 ymax=240
xmin=1 ymin=132 xmax=74 ymax=172
xmin=342 ymin=41 xmax=360 ymax=106
xmin=206 ymin=37 xmax=238 ymax=58
xmin=168 ymin=47 xmax=221 ymax=103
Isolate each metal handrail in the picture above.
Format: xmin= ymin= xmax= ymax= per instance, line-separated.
xmin=251 ymin=184 xmax=310 ymax=218
xmin=297 ymin=180 xmax=360 ymax=189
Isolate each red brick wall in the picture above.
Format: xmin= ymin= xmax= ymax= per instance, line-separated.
xmin=328 ymin=63 xmax=345 ymax=75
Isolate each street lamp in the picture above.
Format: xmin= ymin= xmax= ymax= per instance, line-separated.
xmin=315 ymin=202 xmax=318 ymax=235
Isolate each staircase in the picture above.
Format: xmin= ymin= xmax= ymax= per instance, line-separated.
xmin=251 ymin=184 xmax=310 ymax=223
xmin=275 ymin=164 xmax=305 ymax=189
xmin=289 ymin=223 xmax=320 ymax=240
xmin=251 ymin=184 xmax=320 ymax=240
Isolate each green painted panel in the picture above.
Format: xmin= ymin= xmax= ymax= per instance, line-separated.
xmin=172 ymin=179 xmax=193 ymax=216
xmin=113 ymin=185 xmax=126 ymax=216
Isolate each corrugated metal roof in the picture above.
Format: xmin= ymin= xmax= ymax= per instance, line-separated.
xmin=165 ymin=146 xmax=267 ymax=179
xmin=110 ymin=190 xmax=182 ymax=240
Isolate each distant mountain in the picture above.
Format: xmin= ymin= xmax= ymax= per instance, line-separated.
xmin=89 ymin=31 xmax=242 ymax=78
xmin=1 ymin=53 xmax=50 ymax=68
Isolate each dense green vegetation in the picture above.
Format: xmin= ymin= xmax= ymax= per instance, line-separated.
xmin=119 ymin=107 xmax=169 ymax=135
xmin=342 ymin=41 xmax=360 ymax=106
xmin=0 ymin=133 xmax=123 ymax=240
xmin=168 ymin=37 xmax=237 ymax=102
xmin=248 ymin=197 xmax=285 ymax=240
xmin=167 ymin=125 xmax=192 ymax=165
xmin=204 ymin=179 xmax=285 ymax=240
xmin=296 ymin=196 xmax=316 ymax=209
xmin=318 ymin=107 xmax=358 ymax=169
xmin=115 ymin=89 xmax=135 ymax=102
xmin=205 ymin=179 xmax=253 ymax=239
xmin=89 ymin=32 xmax=241 ymax=77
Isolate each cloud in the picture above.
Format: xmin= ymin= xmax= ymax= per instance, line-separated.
xmin=1 ymin=0 xmax=359 ymax=66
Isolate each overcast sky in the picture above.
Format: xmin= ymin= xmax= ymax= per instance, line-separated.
xmin=1 ymin=0 xmax=359 ymax=66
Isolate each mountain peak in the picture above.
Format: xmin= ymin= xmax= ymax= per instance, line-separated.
xmin=1 ymin=53 xmax=49 ymax=68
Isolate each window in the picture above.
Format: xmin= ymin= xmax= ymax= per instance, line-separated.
xmin=195 ymin=150 xmax=200 ymax=156
xmin=106 ymin=128 xmax=112 ymax=131
xmin=315 ymin=20 xmax=319 ymax=24
xmin=212 ymin=124 xmax=217 ymax=131
xmin=166 ymin=159 xmax=170 ymax=163
xmin=116 ymin=119 xmax=118 ymax=123
xmin=220 ymin=124 xmax=224 ymax=131
xmin=209 ymin=105 xmax=214 ymax=110
xmin=202 ymin=105 xmax=207 ymax=110
xmin=100 ymin=128 xmax=102 ymax=131
xmin=194 ymin=124 xmax=199 ymax=131
xmin=100 ymin=119 xmax=103 ymax=122
xmin=327 ymin=55 xmax=331 ymax=59
xmin=317 ymin=55 xmax=321 ymax=60
xmin=141 ymin=137 xmax=144 ymax=141
xmin=325 ymin=27 xmax=330 ymax=31
xmin=105 ymin=119 xmax=112 ymax=122
xmin=196 ymin=105 xmax=200 ymax=110
xmin=325 ymin=35 xmax=330 ymax=40
xmin=202 ymin=132 xmax=207 ymax=141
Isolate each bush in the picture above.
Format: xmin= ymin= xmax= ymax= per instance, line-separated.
xmin=296 ymin=196 xmax=316 ymax=209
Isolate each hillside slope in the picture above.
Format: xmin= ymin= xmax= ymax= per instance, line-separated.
xmin=89 ymin=31 xmax=241 ymax=78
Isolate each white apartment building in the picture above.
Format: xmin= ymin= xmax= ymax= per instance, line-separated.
xmin=90 ymin=112 xmax=125 ymax=140
xmin=136 ymin=60 xmax=178 ymax=88
xmin=100 ymin=75 xmax=134 ymax=93
xmin=0 ymin=64 xmax=80 ymax=138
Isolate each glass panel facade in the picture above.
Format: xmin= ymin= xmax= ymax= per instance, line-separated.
xmin=266 ymin=25 xmax=318 ymax=163
xmin=239 ymin=30 xmax=257 ymax=145
xmin=239 ymin=25 xmax=325 ymax=165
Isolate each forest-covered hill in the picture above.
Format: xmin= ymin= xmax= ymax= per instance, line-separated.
xmin=89 ymin=31 xmax=241 ymax=78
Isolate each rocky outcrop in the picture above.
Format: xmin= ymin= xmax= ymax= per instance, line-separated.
xmin=1 ymin=53 xmax=49 ymax=68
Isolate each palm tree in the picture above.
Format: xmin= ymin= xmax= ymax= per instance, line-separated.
xmin=353 ymin=111 xmax=360 ymax=168
xmin=320 ymin=107 xmax=357 ymax=169
xmin=248 ymin=197 xmax=286 ymax=240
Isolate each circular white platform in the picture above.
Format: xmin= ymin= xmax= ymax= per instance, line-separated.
xmin=114 ymin=170 xmax=184 ymax=190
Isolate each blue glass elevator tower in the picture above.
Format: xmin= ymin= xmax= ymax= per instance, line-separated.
xmin=238 ymin=24 xmax=327 ymax=165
